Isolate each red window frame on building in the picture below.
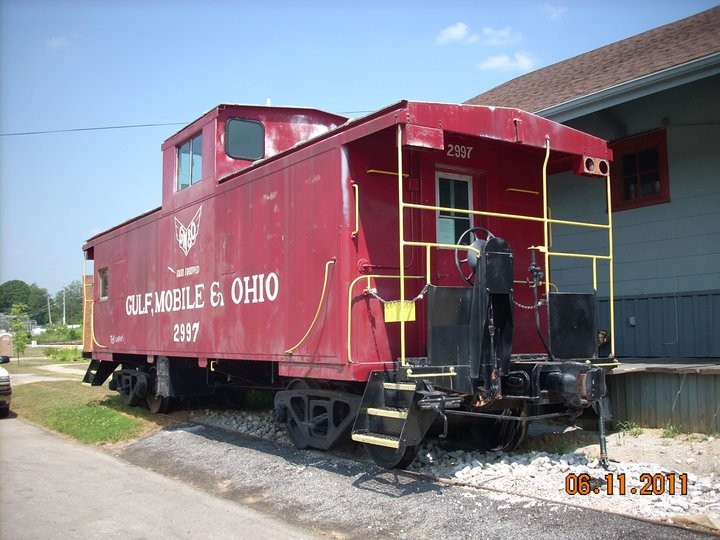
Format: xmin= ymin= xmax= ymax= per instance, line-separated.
xmin=610 ymin=129 xmax=670 ymax=212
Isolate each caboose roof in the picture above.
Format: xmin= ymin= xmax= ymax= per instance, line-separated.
xmin=215 ymin=99 xmax=611 ymax=185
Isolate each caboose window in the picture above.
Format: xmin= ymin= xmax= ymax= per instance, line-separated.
xmin=610 ymin=129 xmax=669 ymax=211
xmin=226 ymin=118 xmax=264 ymax=160
xmin=99 ymin=268 xmax=109 ymax=300
xmin=177 ymin=133 xmax=203 ymax=190
xmin=436 ymin=173 xmax=472 ymax=244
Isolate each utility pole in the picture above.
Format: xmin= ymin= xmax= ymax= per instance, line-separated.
xmin=47 ymin=295 xmax=52 ymax=325
xmin=63 ymin=290 xmax=66 ymax=325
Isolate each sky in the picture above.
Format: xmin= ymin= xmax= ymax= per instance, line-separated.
xmin=1 ymin=0 xmax=717 ymax=295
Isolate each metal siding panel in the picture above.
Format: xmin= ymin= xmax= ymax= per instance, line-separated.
xmin=679 ymin=374 xmax=691 ymax=431
xmin=609 ymin=372 xmax=720 ymax=434
xmin=694 ymin=295 xmax=706 ymax=356
xmin=678 ymin=295 xmax=693 ymax=356
xmin=599 ymin=290 xmax=720 ymax=358
xmin=696 ymin=374 xmax=708 ymax=433
xmin=714 ymin=294 xmax=720 ymax=354
xmin=634 ymin=373 xmax=646 ymax=426
xmin=636 ymin=297 xmax=649 ymax=356
xmin=715 ymin=376 xmax=720 ymax=433
xmin=661 ymin=295 xmax=679 ymax=357
xmin=654 ymin=373 xmax=668 ymax=428
xmin=659 ymin=373 xmax=673 ymax=429
xmin=620 ymin=299 xmax=632 ymax=355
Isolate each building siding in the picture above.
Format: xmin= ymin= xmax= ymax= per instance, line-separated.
xmin=598 ymin=291 xmax=720 ymax=357
xmin=608 ymin=370 xmax=720 ymax=434
xmin=546 ymin=77 xmax=720 ymax=358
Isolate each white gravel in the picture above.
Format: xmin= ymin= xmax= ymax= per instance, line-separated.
xmin=193 ymin=408 xmax=720 ymax=530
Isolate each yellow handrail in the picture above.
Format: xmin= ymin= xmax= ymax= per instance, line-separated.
xmin=346 ymin=274 xmax=424 ymax=364
xmin=542 ymin=137 xmax=551 ymax=300
xmin=89 ymin=303 xmax=107 ymax=349
xmin=605 ymin=169 xmax=616 ymax=357
xmin=82 ymin=259 xmax=107 ymax=350
xmin=402 ymin=201 xmax=610 ymax=230
xmin=351 ymin=182 xmax=359 ymax=239
xmin=367 ymin=168 xmax=410 ymax=178
xmin=285 ymin=258 xmax=336 ymax=355
xmin=398 ymin=125 xmax=407 ymax=367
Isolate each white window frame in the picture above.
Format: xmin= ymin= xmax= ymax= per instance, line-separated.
xmin=435 ymin=171 xmax=473 ymax=245
xmin=99 ymin=268 xmax=109 ymax=300
xmin=176 ymin=132 xmax=203 ymax=191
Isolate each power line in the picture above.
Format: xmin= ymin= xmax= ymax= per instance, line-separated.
xmin=0 ymin=109 xmax=374 ymax=137
xmin=0 ymin=122 xmax=189 ymax=137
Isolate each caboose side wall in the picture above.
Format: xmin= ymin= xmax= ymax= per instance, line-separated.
xmin=88 ymin=210 xmax=163 ymax=360
xmin=88 ymin=147 xmax=354 ymax=375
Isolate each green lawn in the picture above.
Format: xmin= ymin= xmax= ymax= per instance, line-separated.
xmin=8 ymin=358 xmax=178 ymax=445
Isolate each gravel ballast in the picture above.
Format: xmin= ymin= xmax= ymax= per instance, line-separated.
xmin=188 ymin=408 xmax=720 ymax=533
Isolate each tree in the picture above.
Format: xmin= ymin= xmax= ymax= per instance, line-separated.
xmin=53 ymin=280 xmax=84 ymax=325
xmin=27 ymin=283 xmax=51 ymax=326
xmin=0 ymin=280 xmax=31 ymax=311
xmin=0 ymin=280 xmax=51 ymax=325
xmin=10 ymin=303 xmax=29 ymax=360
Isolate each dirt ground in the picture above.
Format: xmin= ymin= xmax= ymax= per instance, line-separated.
xmin=520 ymin=421 xmax=720 ymax=478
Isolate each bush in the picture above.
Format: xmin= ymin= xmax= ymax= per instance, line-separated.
xmin=44 ymin=347 xmax=83 ymax=362
xmin=35 ymin=324 xmax=81 ymax=343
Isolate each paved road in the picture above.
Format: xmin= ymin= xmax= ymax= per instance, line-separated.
xmin=0 ymin=418 xmax=320 ymax=539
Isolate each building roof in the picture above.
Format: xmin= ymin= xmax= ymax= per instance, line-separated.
xmin=466 ymin=7 xmax=720 ymax=116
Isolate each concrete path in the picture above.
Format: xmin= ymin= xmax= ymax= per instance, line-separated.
xmin=0 ymin=418 xmax=320 ymax=539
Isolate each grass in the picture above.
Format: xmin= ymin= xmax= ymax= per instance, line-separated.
xmin=554 ymin=442 xmax=568 ymax=455
xmin=8 ymin=357 xmax=179 ymax=445
xmin=11 ymin=381 xmax=152 ymax=444
xmin=616 ymin=420 xmax=644 ymax=437
xmin=661 ymin=423 xmax=681 ymax=438
xmin=44 ymin=347 xmax=84 ymax=362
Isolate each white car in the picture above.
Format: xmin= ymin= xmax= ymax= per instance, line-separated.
xmin=0 ymin=356 xmax=11 ymax=418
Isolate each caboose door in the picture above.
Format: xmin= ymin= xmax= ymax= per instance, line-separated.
xmin=432 ymin=170 xmax=485 ymax=286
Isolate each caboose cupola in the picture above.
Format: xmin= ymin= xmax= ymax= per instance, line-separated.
xmin=160 ymin=104 xmax=347 ymax=209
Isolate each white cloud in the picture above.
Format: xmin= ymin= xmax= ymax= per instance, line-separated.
xmin=46 ymin=36 xmax=69 ymax=48
xmin=542 ymin=4 xmax=568 ymax=20
xmin=477 ymin=52 xmax=535 ymax=72
xmin=436 ymin=22 xmax=480 ymax=45
xmin=480 ymin=27 xmax=520 ymax=47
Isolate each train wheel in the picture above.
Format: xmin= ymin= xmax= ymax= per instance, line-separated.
xmin=284 ymin=379 xmax=319 ymax=450
xmin=365 ymin=444 xmax=419 ymax=469
xmin=146 ymin=367 xmax=171 ymax=414
xmin=468 ymin=406 xmax=528 ymax=451
xmin=119 ymin=373 xmax=141 ymax=407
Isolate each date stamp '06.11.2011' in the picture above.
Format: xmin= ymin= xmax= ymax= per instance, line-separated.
xmin=565 ymin=473 xmax=689 ymax=496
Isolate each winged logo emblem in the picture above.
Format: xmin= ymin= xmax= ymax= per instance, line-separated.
xmin=175 ymin=206 xmax=202 ymax=256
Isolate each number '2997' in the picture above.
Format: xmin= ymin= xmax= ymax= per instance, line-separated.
xmin=173 ymin=322 xmax=199 ymax=343
xmin=446 ymin=144 xmax=474 ymax=159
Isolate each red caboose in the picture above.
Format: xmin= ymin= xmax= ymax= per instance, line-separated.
xmin=83 ymin=100 xmax=615 ymax=467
